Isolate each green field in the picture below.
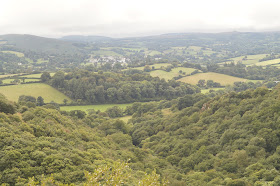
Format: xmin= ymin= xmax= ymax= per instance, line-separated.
xmin=60 ymin=103 xmax=133 ymax=113
xmin=201 ymin=88 xmax=225 ymax=94
xmin=35 ymin=58 xmax=49 ymax=64
xmin=0 ymin=73 xmax=23 ymax=78
xmin=145 ymin=50 xmax=162 ymax=56
xmin=272 ymin=64 xmax=280 ymax=68
xmin=150 ymin=67 xmax=197 ymax=80
xmin=128 ymin=63 xmax=172 ymax=71
xmin=177 ymin=72 xmax=249 ymax=86
xmin=19 ymin=73 xmax=55 ymax=78
xmin=254 ymin=58 xmax=280 ymax=66
xmin=1 ymin=51 xmax=25 ymax=57
xmin=0 ymin=83 xmax=71 ymax=103
xmin=188 ymin=46 xmax=202 ymax=51
xmin=2 ymin=78 xmax=41 ymax=84
xmin=221 ymin=54 xmax=267 ymax=65
xmin=150 ymin=70 xmax=175 ymax=80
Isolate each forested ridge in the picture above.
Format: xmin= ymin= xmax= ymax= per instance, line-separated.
xmin=2 ymin=83 xmax=280 ymax=185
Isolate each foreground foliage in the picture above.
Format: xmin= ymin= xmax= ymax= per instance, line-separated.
xmin=2 ymin=85 xmax=280 ymax=185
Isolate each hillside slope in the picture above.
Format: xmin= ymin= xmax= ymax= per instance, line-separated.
xmin=129 ymin=86 xmax=280 ymax=185
xmin=0 ymin=34 xmax=81 ymax=54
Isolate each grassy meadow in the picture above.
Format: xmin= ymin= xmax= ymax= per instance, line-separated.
xmin=0 ymin=73 xmax=24 ymax=78
xmin=254 ymin=59 xmax=280 ymax=66
xmin=19 ymin=73 xmax=55 ymax=78
xmin=2 ymin=78 xmax=41 ymax=84
xmin=177 ymin=72 xmax=249 ymax=86
xmin=150 ymin=67 xmax=197 ymax=80
xmin=221 ymin=54 xmax=267 ymax=65
xmin=0 ymin=83 xmax=71 ymax=103
xmin=60 ymin=103 xmax=133 ymax=113
xmin=129 ymin=63 xmax=172 ymax=71
xmin=1 ymin=51 xmax=25 ymax=57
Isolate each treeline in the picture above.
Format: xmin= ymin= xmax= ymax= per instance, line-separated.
xmin=46 ymin=70 xmax=200 ymax=104
xmin=259 ymin=53 xmax=280 ymax=62
xmin=207 ymin=63 xmax=280 ymax=80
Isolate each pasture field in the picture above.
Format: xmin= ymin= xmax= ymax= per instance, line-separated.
xmin=272 ymin=64 xmax=280 ymax=68
xmin=221 ymin=54 xmax=267 ymax=65
xmin=171 ymin=67 xmax=197 ymax=74
xmin=2 ymin=78 xmax=41 ymax=84
xmin=163 ymin=46 xmax=216 ymax=57
xmin=150 ymin=67 xmax=197 ymax=80
xmin=2 ymin=79 xmax=14 ymax=84
xmin=1 ymin=51 xmax=25 ymax=57
xmin=201 ymin=88 xmax=225 ymax=94
xmin=19 ymin=73 xmax=55 ymax=78
xmin=188 ymin=46 xmax=202 ymax=51
xmin=35 ymin=58 xmax=49 ymax=64
xmin=146 ymin=50 xmax=161 ymax=56
xmin=0 ymin=83 xmax=71 ymax=103
xmin=149 ymin=63 xmax=172 ymax=69
xmin=254 ymin=58 xmax=280 ymax=66
xmin=0 ymin=73 xmax=23 ymax=78
xmin=24 ymin=79 xmax=41 ymax=82
xmin=177 ymin=72 xmax=249 ymax=86
xmin=150 ymin=70 xmax=175 ymax=80
xmin=100 ymin=47 xmax=146 ymax=52
xmin=128 ymin=63 xmax=172 ymax=71
xmin=60 ymin=103 xmax=133 ymax=113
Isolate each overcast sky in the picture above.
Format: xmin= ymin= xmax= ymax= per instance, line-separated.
xmin=0 ymin=0 xmax=280 ymax=38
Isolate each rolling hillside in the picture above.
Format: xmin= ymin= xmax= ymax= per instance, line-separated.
xmin=0 ymin=34 xmax=81 ymax=54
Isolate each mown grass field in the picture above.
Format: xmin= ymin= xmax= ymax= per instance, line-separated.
xmin=177 ymin=72 xmax=249 ymax=86
xmin=60 ymin=103 xmax=133 ymax=113
xmin=150 ymin=67 xmax=197 ymax=80
xmin=221 ymin=54 xmax=267 ymax=65
xmin=0 ymin=83 xmax=71 ymax=103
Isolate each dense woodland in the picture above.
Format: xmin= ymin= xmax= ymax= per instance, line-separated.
xmin=46 ymin=70 xmax=199 ymax=104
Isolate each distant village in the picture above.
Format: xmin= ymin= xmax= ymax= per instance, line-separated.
xmin=89 ymin=56 xmax=129 ymax=66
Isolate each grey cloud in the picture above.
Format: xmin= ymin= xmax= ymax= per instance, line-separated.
xmin=1 ymin=0 xmax=280 ymax=37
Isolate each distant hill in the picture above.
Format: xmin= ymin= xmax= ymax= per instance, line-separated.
xmin=0 ymin=34 xmax=82 ymax=54
xmin=60 ymin=35 xmax=112 ymax=43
